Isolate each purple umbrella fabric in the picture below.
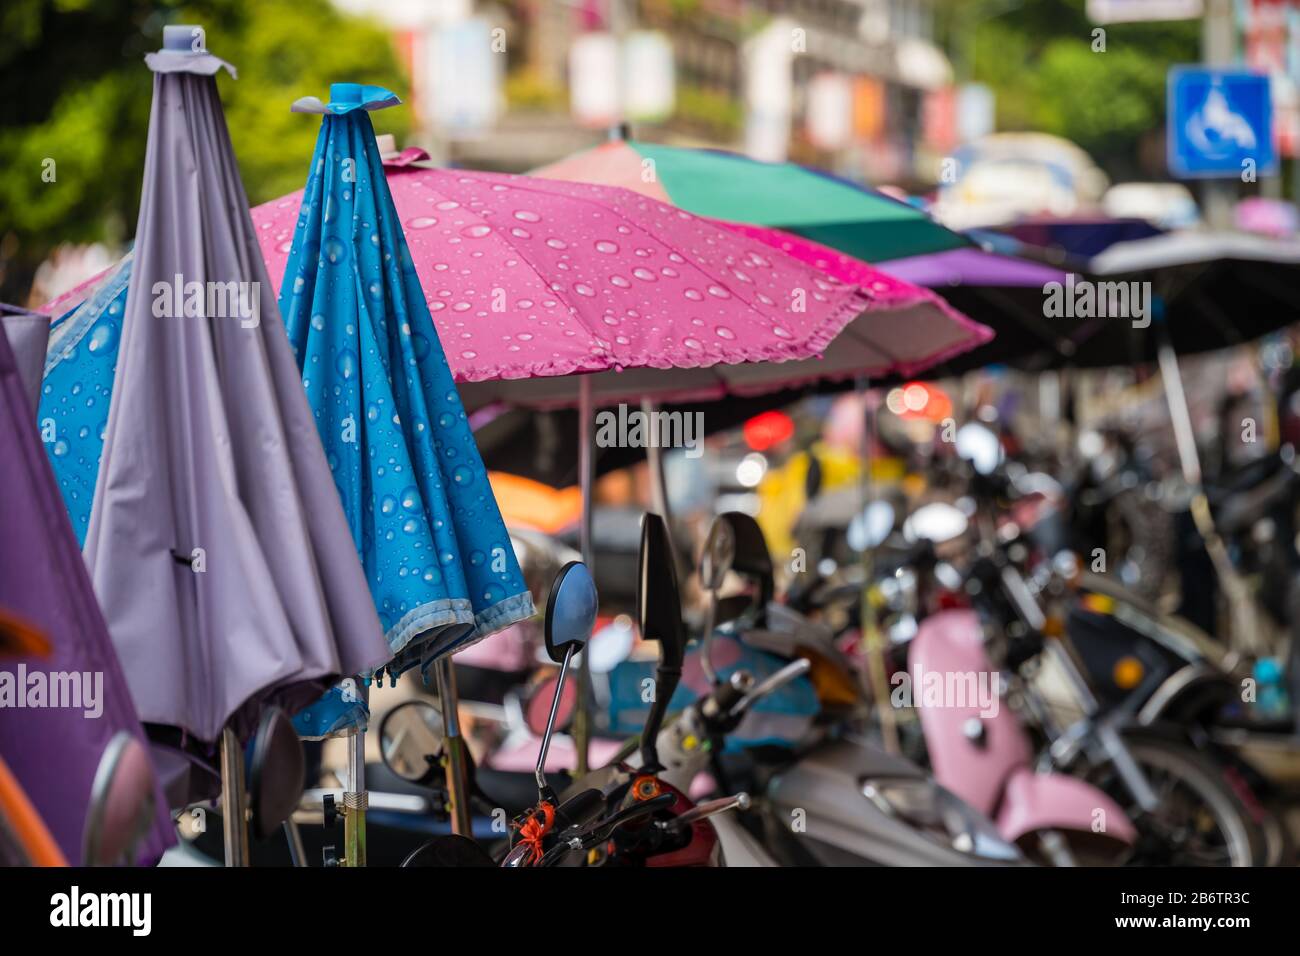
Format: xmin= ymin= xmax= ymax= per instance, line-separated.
xmin=80 ymin=27 xmax=388 ymax=757
xmin=0 ymin=309 xmax=175 ymax=865
xmin=880 ymin=247 xmax=1086 ymax=375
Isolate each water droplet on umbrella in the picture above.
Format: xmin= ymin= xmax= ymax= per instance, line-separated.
xmin=336 ymin=349 xmax=357 ymax=379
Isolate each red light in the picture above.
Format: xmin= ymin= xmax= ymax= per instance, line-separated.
xmin=743 ymin=410 xmax=795 ymax=451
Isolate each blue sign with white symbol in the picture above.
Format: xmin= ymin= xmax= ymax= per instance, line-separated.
xmin=1168 ymin=67 xmax=1275 ymax=179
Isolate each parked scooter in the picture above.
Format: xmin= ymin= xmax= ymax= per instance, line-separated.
xmin=607 ymin=511 xmax=1029 ymax=866
xmin=890 ymin=423 xmax=1273 ymax=864
xmin=383 ymin=544 xmax=745 ymax=866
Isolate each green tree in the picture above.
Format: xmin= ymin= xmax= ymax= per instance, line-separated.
xmin=937 ymin=0 xmax=1200 ymax=180
xmin=0 ymin=0 xmax=410 ymax=303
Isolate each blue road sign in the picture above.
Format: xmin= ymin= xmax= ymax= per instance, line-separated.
xmin=1168 ymin=67 xmax=1276 ymax=179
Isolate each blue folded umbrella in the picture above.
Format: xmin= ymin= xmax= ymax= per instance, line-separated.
xmin=39 ymin=256 xmax=133 ymax=545
xmin=278 ymin=85 xmax=534 ymax=735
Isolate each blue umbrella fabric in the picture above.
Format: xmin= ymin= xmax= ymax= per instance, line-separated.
xmin=277 ymin=85 xmax=534 ymax=697
xmin=39 ymin=256 xmax=132 ymax=544
xmin=75 ymin=30 xmax=389 ymax=753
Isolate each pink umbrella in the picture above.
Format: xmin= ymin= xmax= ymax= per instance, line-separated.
xmin=251 ymin=151 xmax=991 ymax=408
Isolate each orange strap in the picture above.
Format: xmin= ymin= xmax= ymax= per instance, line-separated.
xmin=513 ymin=801 xmax=556 ymax=865
xmin=0 ymin=756 xmax=67 ymax=866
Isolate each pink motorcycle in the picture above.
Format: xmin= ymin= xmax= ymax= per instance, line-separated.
xmin=910 ymin=607 xmax=1136 ymax=864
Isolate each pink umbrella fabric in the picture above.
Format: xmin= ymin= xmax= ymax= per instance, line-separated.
xmin=250 ymin=153 xmax=991 ymax=407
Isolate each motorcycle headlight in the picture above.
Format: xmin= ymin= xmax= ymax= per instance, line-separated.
xmin=861 ymin=778 xmax=1022 ymax=861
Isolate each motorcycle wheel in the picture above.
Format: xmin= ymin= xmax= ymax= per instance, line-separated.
xmin=1085 ymin=736 xmax=1267 ymax=867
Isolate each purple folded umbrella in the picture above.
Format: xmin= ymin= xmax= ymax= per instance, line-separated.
xmin=79 ymin=27 xmax=388 ymax=760
xmin=0 ymin=309 xmax=175 ymax=865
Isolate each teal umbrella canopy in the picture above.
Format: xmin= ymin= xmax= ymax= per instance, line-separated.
xmin=277 ymin=84 xmax=535 ymax=726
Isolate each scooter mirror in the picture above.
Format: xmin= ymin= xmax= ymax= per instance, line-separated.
xmin=544 ymin=561 xmax=598 ymax=665
xmin=83 ymin=733 xmax=156 ymax=866
xmin=535 ymin=562 xmax=598 ymax=800
xmin=903 ymin=502 xmax=969 ymax=545
xmin=719 ymin=512 xmax=774 ymax=610
xmin=247 ymin=706 xmax=305 ymax=841
xmin=955 ymin=423 xmax=1004 ymax=476
xmin=638 ymin=513 xmax=687 ymax=770
xmin=847 ymin=500 xmax=895 ymax=552
xmin=699 ymin=517 xmax=736 ymax=593
xmin=379 ymin=699 xmax=446 ymax=785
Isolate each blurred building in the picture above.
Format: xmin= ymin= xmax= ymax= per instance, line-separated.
xmin=337 ymin=0 xmax=960 ymax=185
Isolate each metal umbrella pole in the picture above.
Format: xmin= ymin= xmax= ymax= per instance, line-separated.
xmin=435 ymin=657 xmax=473 ymax=836
xmin=219 ymin=726 xmax=250 ymax=866
xmin=572 ymin=374 xmax=596 ymax=775
xmin=342 ymin=713 xmax=367 ymax=867
xmin=854 ymin=379 xmax=899 ymax=754
xmin=643 ymin=398 xmax=683 ymax=578
xmin=1155 ymin=337 xmax=1264 ymax=659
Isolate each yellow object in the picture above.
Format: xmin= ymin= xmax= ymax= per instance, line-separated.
xmin=756 ymin=443 xmax=904 ymax=556
xmin=1080 ymin=593 xmax=1115 ymax=616
xmin=1113 ymin=656 xmax=1145 ymax=690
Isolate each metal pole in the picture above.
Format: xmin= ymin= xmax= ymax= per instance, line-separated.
xmin=642 ymin=398 xmax=683 ymax=580
xmin=1200 ymin=0 xmax=1237 ymax=230
xmin=283 ymin=819 xmax=307 ymax=868
xmin=1156 ymin=341 xmax=1264 ymax=657
xmin=573 ymin=375 xmax=595 ymax=775
xmin=342 ymin=724 xmax=367 ymax=867
xmin=855 ymin=380 xmax=899 ymax=753
xmin=435 ymin=657 xmax=473 ymax=836
xmin=219 ymin=726 xmax=249 ymax=867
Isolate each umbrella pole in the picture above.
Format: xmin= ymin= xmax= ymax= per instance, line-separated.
xmin=435 ymin=657 xmax=473 ymax=836
xmin=573 ymin=376 xmax=595 ymax=776
xmin=342 ymin=724 xmax=367 ymax=867
xmin=642 ymin=399 xmax=681 ymax=573
xmin=855 ymin=379 xmax=899 ymax=754
xmin=1156 ymin=341 xmax=1264 ymax=659
xmin=219 ymin=726 xmax=249 ymax=867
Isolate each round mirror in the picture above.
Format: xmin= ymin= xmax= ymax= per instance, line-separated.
xmin=545 ymin=561 xmax=598 ymax=664
xmin=903 ymin=502 xmax=969 ymax=545
xmin=846 ymin=500 xmax=895 ymax=551
xmin=955 ymin=423 xmax=1004 ymax=475
xmin=699 ymin=518 xmax=736 ymax=592
xmin=84 ymin=732 xmax=156 ymax=866
xmin=586 ymin=616 xmax=635 ymax=674
xmin=379 ymin=699 xmax=446 ymax=784
xmin=248 ymin=707 xmax=305 ymax=841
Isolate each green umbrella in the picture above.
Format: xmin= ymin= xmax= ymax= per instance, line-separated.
xmin=532 ymin=139 xmax=970 ymax=263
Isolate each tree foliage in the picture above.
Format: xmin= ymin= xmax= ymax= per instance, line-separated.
xmin=937 ymin=0 xmax=1200 ymax=179
xmin=0 ymin=0 xmax=409 ymax=301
